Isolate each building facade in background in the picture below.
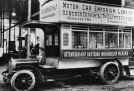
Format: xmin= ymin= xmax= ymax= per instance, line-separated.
xmin=0 ymin=0 xmax=39 ymax=57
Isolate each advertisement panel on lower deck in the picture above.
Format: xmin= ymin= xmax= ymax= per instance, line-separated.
xmin=62 ymin=49 xmax=132 ymax=58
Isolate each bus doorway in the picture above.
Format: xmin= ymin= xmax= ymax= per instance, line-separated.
xmin=45 ymin=26 xmax=60 ymax=57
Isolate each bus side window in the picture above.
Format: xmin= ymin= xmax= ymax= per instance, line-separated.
xmin=72 ymin=31 xmax=87 ymax=49
xmin=63 ymin=33 xmax=69 ymax=46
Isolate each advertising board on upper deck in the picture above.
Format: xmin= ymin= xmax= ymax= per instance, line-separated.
xmin=40 ymin=0 xmax=59 ymax=22
xmin=40 ymin=0 xmax=134 ymax=26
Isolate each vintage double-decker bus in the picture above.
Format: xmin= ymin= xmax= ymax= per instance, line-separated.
xmin=2 ymin=0 xmax=134 ymax=91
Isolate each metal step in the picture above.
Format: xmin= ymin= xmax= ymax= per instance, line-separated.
xmin=129 ymin=66 xmax=134 ymax=69
xmin=47 ymin=79 xmax=55 ymax=82
xmin=129 ymin=67 xmax=134 ymax=76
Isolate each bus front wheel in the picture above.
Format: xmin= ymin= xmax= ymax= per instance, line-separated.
xmin=10 ymin=70 xmax=36 ymax=91
xmin=100 ymin=61 xmax=120 ymax=84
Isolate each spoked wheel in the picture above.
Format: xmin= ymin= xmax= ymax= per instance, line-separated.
xmin=11 ymin=70 xmax=36 ymax=91
xmin=100 ymin=61 xmax=120 ymax=84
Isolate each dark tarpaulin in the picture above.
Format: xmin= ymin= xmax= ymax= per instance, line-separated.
xmin=70 ymin=0 xmax=122 ymax=6
xmin=22 ymin=20 xmax=54 ymax=28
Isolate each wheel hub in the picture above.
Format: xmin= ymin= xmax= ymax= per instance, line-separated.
xmin=22 ymin=79 xmax=26 ymax=83
xmin=100 ymin=62 xmax=120 ymax=84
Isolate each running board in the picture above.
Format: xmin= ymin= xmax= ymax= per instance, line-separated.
xmin=46 ymin=74 xmax=81 ymax=82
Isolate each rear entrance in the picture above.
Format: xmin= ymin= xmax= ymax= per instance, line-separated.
xmin=45 ymin=26 xmax=60 ymax=57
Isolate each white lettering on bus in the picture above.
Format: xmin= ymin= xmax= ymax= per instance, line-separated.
xmin=63 ymin=50 xmax=129 ymax=57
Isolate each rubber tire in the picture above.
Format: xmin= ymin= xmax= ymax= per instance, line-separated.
xmin=100 ymin=61 xmax=120 ymax=84
xmin=10 ymin=70 xmax=36 ymax=91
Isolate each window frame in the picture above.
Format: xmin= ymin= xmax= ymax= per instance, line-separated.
xmin=72 ymin=29 xmax=88 ymax=49
xmin=67 ymin=25 xmax=132 ymax=50
xmin=88 ymin=31 xmax=104 ymax=49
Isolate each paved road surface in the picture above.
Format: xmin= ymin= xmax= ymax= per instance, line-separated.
xmin=1 ymin=79 xmax=134 ymax=91
xmin=0 ymin=77 xmax=134 ymax=91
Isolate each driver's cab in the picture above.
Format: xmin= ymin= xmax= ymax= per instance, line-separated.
xmin=23 ymin=23 xmax=60 ymax=67
xmin=23 ymin=22 xmax=60 ymax=67
xmin=29 ymin=25 xmax=60 ymax=57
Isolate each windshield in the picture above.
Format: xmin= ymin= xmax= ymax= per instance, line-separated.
xmin=29 ymin=28 xmax=45 ymax=57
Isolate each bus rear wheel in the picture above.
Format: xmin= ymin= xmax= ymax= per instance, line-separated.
xmin=100 ymin=61 xmax=120 ymax=84
xmin=10 ymin=70 xmax=36 ymax=91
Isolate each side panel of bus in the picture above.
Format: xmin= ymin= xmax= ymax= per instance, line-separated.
xmin=58 ymin=24 xmax=132 ymax=69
